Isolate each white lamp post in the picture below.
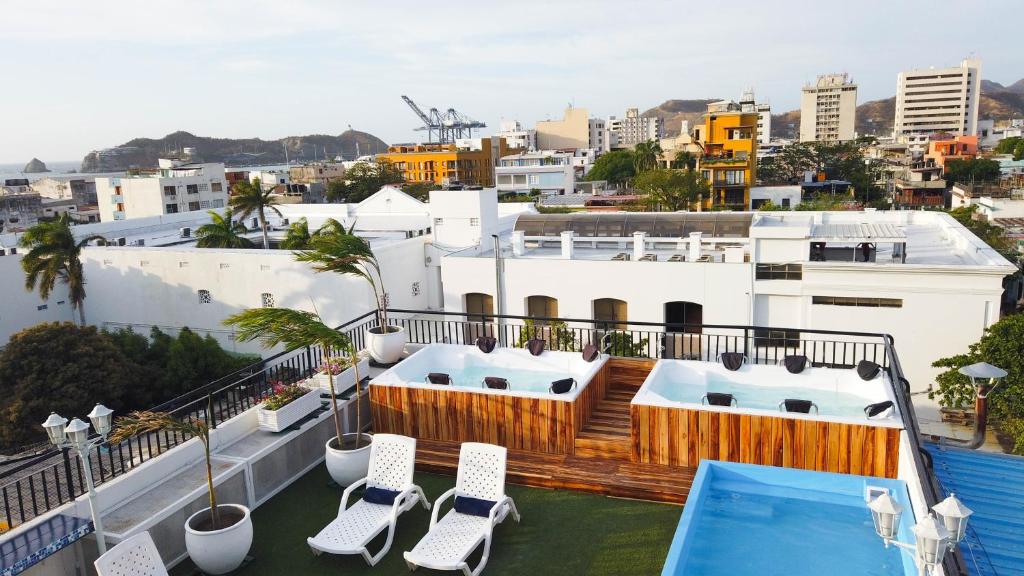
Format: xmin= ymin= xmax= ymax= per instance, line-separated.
xmin=42 ymin=404 xmax=114 ymax=555
xmin=868 ymin=491 xmax=972 ymax=575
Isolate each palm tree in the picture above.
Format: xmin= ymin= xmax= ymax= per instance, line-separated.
xmin=633 ymin=140 xmax=663 ymax=174
xmin=195 ymin=209 xmax=255 ymax=249
xmin=223 ymin=308 xmax=363 ymax=449
xmin=279 ymin=218 xmax=312 ymax=250
xmin=673 ymin=150 xmax=697 ymax=170
xmin=315 ymin=217 xmax=352 ymax=238
xmin=294 ymin=231 xmax=393 ymax=330
xmin=19 ymin=212 xmax=105 ymax=326
xmin=229 ymin=179 xmax=282 ymax=249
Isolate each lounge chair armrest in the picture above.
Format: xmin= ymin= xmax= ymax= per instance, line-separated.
xmin=340 ymin=477 xmax=368 ymax=513
xmin=388 ymin=485 xmax=417 ymax=516
xmin=487 ymin=495 xmax=513 ymax=523
xmin=430 ymin=487 xmax=457 ymax=528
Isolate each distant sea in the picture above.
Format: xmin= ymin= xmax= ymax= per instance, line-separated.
xmin=0 ymin=161 xmax=293 ymax=184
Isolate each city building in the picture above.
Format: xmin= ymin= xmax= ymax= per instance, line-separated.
xmin=739 ymin=89 xmax=772 ymax=145
xmin=749 ymin=185 xmax=801 ymax=209
xmin=893 ymin=159 xmax=947 ymax=208
xmin=799 ymin=73 xmax=858 ymax=142
xmin=658 ymin=121 xmax=702 ymax=169
xmin=495 ymin=120 xmax=537 ymax=151
xmin=287 ymin=162 xmax=346 ymax=187
xmin=607 ymin=108 xmax=662 ymax=149
xmin=894 ymin=58 xmax=982 ymax=138
xmin=693 ymin=101 xmax=759 ymax=209
xmin=31 ymin=177 xmax=98 ymax=207
xmin=248 ymin=169 xmax=289 ymax=190
xmin=924 ymin=135 xmax=979 ymax=172
xmin=377 ymin=137 xmax=520 ymax=187
xmin=0 ymin=190 xmax=41 ymax=232
xmin=536 ymin=107 xmax=606 ymax=150
xmin=495 ymin=151 xmax=576 ymax=196
xmin=94 ymin=159 xmax=229 ymax=222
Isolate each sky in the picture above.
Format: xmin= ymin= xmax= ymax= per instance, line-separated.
xmin=1 ymin=0 xmax=1021 ymax=163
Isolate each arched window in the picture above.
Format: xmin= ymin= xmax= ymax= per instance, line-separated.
xmin=664 ymin=301 xmax=703 ymax=334
xmin=526 ymin=295 xmax=558 ymax=324
xmin=593 ymin=298 xmax=627 ymax=330
xmin=464 ymin=293 xmax=494 ymax=323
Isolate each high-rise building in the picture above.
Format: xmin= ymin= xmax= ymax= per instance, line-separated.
xmin=536 ymin=107 xmax=605 ymax=151
xmin=693 ymin=101 xmax=759 ymax=210
xmin=607 ymin=108 xmax=662 ymax=149
xmin=894 ymin=58 xmax=981 ymax=138
xmin=739 ymin=89 xmax=772 ymax=145
xmin=95 ymin=159 xmax=228 ymax=222
xmin=496 ymin=120 xmax=538 ymax=151
xmin=799 ymin=74 xmax=858 ymax=142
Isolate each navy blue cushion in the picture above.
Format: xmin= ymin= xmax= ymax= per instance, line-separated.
xmin=454 ymin=495 xmax=496 ymax=517
xmin=363 ymin=487 xmax=400 ymax=505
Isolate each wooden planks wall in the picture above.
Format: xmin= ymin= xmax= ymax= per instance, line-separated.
xmin=631 ymin=404 xmax=901 ymax=478
xmin=370 ymin=361 xmax=610 ymax=454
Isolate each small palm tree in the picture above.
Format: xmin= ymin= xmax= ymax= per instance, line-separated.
xmin=223 ymin=308 xmax=364 ymax=449
xmin=633 ymin=140 xmax=663 ymax=174
xmin=279 ymin=218 xmax=312 ymax=250
xmin=195 ymin=209 xmax=255 ymax=249
xmin=19 ymin=212 xmax=105 ymax=325
xmin=315 ymin=217 xmax=353 ymax=238
xmin=295 ymin=231 xmax=393 ymax=330
xmin=109 ymin=410 xmax=226 ymax=527
xmin=229 ymin=179 xmax=282 ymax=249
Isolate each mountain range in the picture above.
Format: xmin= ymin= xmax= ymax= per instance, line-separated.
xmin=80 ymin=129 xmax=389 ymax=172
xmin=643 ymin=78 xmax=1024 ymax=140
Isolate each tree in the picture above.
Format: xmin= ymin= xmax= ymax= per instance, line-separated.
xmin=771 ymin=139 xmax=884 ymax=202
xmin=0 ymin=323 xmax=141 ymax=448
xmin=944 ymin=158 xmax=1002 ymax=186
xmin=326 ymin=160 xmax=404 ymax=203
xmin=279 ymin=218 xmax=312 ymax=250
xmin=994 ymin=137 xmax=1024 ymax=161
xmin=195 ymin=209 xmax=255 ymax=249
xmin=930 ymin=312 xmax=1024 ymax=454
xmin=756 ymin=200 xmax=788 ymax=211
xmin=671 ymin=150 xmax=697 ymax=170
xmin=632 ymin=168 xmax=709 ymax=211
xmin=402 ymin=182 xmax=435 ymax=201
xmin=223 ymin=308 xmax=362 ymax=449
xmin=633 ymin=140 xmax=663 ymax=174
xmin=229 ymin=179 xmax=282 ymax=249
xmin=584 ymin=150 xmax=635 ymax=185
xmin=19 ymin=213 xmax=105 ymax=325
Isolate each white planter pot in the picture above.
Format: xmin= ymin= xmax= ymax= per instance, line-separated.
xmin=308 ymin=357 xmax=370 ymax=393
xmin=185 ymin=504 xmax=253 ymax=575
xmin=257 ymin=387 xmax=322 ymax=432
xmin=325 ymin=433 xmax=373 ymax=486
xmin=366 ymin=325 xmax=406 ymax=364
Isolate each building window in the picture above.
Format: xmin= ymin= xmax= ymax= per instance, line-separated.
xmin=593 ymin=298 xmax=627 ymax=330
xmin=163 ymin=185 xmax=177 ymax=196
xmin=411 ymin=282 xmax=421 ymax=296
xmin=212 ymin=199 xmax=224 ymax=208
xmin=165 ymin=203 xmax=179 ymax=213
xmin=211 ymin=182 xmax=223 ymax=192
xmin=188 ymin=201 xmax=201 ymax=211
xmin=261 ymin=293 xmax=274 ymax=308
xmin=470 ymin=218 xmax=479 ymax=226
xmin=753 ymin=328 xmax=801 ymax=348
xmin=186 ymin=184 xmax=199 ymax=195
xmin=37 ymin=304 xmax=48 ymax=311
xmin=812 ymin=296 xmax=903 ymax=308
xmin=198 ymin=289 xmax=211 ymax=304
xmin=755 ymin=263 xmax=803 ymax=280
xmin=200 ymin=200 xmax=210 ymax=209
xmin=526 ymin=295 xmax=559 ymax=323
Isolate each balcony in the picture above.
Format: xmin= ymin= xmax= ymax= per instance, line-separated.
xmin=701 ymin=155 xmax=748 ymax=167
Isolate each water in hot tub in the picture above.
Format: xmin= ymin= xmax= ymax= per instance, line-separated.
xmin=656 ymin=379 xmax=878 ymax=418
xmin=420 ymin=365 xmax=576 ymax=394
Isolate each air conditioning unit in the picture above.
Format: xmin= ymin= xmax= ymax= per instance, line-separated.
xmin=116 ymin=237 xmax=127 ymax=246
xmin=133 ymin=239 xmax=145 ymax=246
xmin=180 ymin=227 xmax=191 ymax=238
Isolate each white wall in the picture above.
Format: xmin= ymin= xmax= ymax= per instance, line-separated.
xmin=0 ymin=255 xmax=76 ymax=343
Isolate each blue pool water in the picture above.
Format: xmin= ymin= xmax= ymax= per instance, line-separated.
xmin=419 ymin=366 xmax=572 ymax=393
xmin=663 ymin=462 xmax=916 ymax=576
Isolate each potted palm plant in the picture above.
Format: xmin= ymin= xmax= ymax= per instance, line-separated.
xmin=223 ymin=308 xmax=372 ymax=486
xmin=295 ymin=232 xmax=406 ymax=364
xmin=110 ymin=410 xmax=253 ymax=575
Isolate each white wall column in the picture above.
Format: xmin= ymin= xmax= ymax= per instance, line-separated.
xmin=560 ymin=231 xmax=574 ymax=260
xmin=512 ymin=230 xmax=525 ymax=257
xmin=689 ymin=231 xmax=703 ymax=261
xmin=633 ymin=232 xmax=647 ymax=261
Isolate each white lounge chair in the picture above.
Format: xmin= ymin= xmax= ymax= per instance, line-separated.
xmin=94 ymin=531 xmax=169 ymax=576
xmin=404 ymin=442 xmax=521 ymax=576
xmin=308 ymin=434 xmax=429 ymax=565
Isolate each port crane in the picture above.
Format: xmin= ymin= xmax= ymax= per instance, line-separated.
xmin=401 ymin=95 xmax=486 ymax=144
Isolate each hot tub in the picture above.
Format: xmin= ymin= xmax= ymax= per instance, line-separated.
xmin=369 ymin=344 xmax=611 ymax=454
xmin=630 ymin=359 xmax=904 ymax=477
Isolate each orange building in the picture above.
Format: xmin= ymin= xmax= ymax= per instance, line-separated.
xmin=379 ymin=138 xmax=520 ymax=187
xmin=925 ymin=135 xmax=978 ymax=172
xmin=692 ymin=101 xmax=759 ymax=210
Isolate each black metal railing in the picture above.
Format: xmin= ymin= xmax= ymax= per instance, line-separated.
xmin=0 ymin=306 xmax=964 ymax=576
xmin=0 ymin=310 xmax=378 ymax=529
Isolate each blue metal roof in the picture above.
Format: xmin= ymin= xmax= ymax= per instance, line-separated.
xmin=925 ymin=443 xmax=1024 ymax=576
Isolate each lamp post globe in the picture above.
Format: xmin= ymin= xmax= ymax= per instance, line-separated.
xmin=932 ymin=493 xmax=973 ymax=544
xmin=912 ymin=514 xmax=951 ymax=568
xmin=87 ymin=404 xmax=114 ymax=437
xmin=868 ymin=492 xmax=903 ymax=541
xmin=41 ymin=413 xmax=68 ymax=447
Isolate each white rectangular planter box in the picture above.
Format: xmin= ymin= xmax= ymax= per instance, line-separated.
xmin=257 ymin=388 xmax=323 ymax=433
xmin=307 ymin=357 xmax=370 ymax=394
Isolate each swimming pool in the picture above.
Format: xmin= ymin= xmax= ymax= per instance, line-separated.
xmin=370 ymin=343 xmax=608 ymax=400
xmin=662 ymin=461 xmax=917 ymax=576
xmin=633 ymin=359 xmax=901 ymax=424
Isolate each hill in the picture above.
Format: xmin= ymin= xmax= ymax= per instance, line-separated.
xmin=80 ymin=129 xmax=389 ymax=172
xmin=644 ymin=78 xmax=1024 ymax=141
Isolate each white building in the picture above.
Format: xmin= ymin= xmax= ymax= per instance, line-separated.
xmin=496 ymin=120 xmax=537 ymax=151
xmin=495 ymin=151 xmax=576 ymax=196
xmin=95 ymin=159 xmax=228 ymax=222
xmin=894 ymin=58 xmax=981 ymax=138
xmin=740 ymin=89 xmax=772 ymax=145
xmin=800 ymin=74 xmax=858 ymax=142
xmin=750 ymin=185 xmax=801 ymax=209
xmin=248 ymin=169 xmax=290 ymax=190
xmin=607 ymin=108 xmax=662 ymax=149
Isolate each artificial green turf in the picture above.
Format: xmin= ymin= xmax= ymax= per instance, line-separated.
xmin=171 ymin=465 xmax=681 ymax=575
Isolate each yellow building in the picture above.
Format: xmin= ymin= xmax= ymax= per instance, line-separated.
xmin=378 ymin=138 xmax=520 ymax=187
xmin=692 ymin=101 xmax=758 ymax=210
